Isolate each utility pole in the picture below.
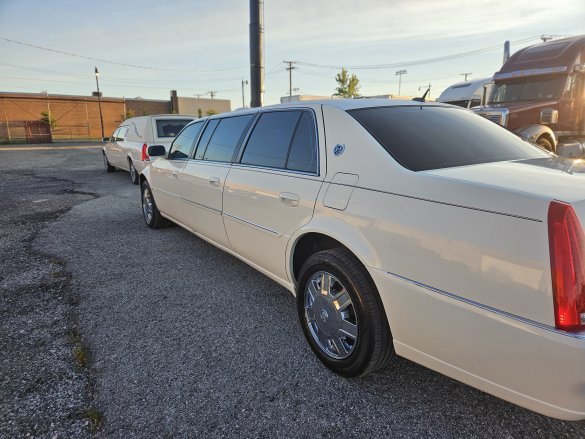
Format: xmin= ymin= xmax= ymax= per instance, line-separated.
xmin=241 ymin=79 xmax=248 ymax=108
xmin=207 ymin=91 xmax=217 ymax=99
xmin=396 ymin=70 xmax=407 ymax=95
xmin=249 ymin=0 xmax=264 ymax=107
xmin=94 ymin=67 xmax=104 ymax=139
xmin=460 ymin=72 xmax=472 ymax=82
xmin=283 ymin=61 xmax=297 ymax=97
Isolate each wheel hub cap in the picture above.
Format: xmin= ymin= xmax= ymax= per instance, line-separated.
xmin=142 ymin=188 xmax=153 ymax=223
xmin=304 ymin=271 xmax=358 ymax=359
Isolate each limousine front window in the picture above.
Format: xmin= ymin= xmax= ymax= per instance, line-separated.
xmin=349 ymin=106 xmax=549 ymax=171
xmin=168 ymin=122 xmax=203 ymax=159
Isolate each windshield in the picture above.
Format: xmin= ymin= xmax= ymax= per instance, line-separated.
xmin=488 ymin=76 xmax=565 ymax=104
xmin=348 ymin=106 xmax=549 ymax=172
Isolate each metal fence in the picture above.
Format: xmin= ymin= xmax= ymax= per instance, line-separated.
xmin=0 ymin=121 xmax=53 ymax=144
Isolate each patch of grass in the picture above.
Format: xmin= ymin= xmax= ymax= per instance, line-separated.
xmin=86 ymin=409 xmax=103 ymax=432
xmin=73 ymin=345 xmax=88 ymax=368
xmin=49 ymin=256 xmax=65 ymax=266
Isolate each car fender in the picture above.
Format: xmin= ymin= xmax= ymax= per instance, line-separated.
xmin=139 ymin=163 xmax=151 ymax=183
xmin=286 ymin=213 xmax=380 ymax=286
xmin=516 ymin=124 xmax=557 ymax=147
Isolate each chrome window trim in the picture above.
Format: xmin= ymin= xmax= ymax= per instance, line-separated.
xmin=386 ymin=271 xmax=585 ymax=340
xmin=230 ymin=162 xmax=320 ymax=179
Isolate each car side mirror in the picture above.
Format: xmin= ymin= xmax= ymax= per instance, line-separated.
xmin=148 ymin=145 xmax=166 ymax=157
xmin=102 ymin=137 xmax=110 ymax=142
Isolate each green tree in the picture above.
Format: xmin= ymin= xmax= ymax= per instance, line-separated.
xmin=120 ymin=108 xmax=135 ymax=121
xmin=40 ymin=110 xmax=57 ymax=130
xmin=334 ymin=68 xmax=360 ymax=98
xmin=197 ymin=108 xmax=203 ymax=118
xmin=206 ymin=109 xmax=218 ymax=116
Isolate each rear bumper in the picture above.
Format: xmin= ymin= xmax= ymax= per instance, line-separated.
xmin=369 ymin=267 xmax=585 ymax=420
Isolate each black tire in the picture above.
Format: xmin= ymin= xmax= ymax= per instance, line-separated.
xmin=129 ymin=160 xmax=139 ymax=185
xmin=296 ymin=248 xmax=394 ymax=377
xmin=103 ymin=152 xmax=115 ymax=173
xmin=141 ymin=180 xmax=169 ymax=229
xmin=537 ymin=136 xmax=554 ymax=152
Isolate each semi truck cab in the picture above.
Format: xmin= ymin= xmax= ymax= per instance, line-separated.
xmin=474 ymin=36 xmax=585 ymax=156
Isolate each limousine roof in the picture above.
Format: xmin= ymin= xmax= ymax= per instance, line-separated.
xmin=264 ymin=98 xmax=450 ymax=111
xmin=215 ymin=99 xmax=452 ymax=120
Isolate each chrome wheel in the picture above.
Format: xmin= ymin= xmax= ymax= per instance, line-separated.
xmin=142 ymin=186 xmax=154 ymax=224
xmin=304 ymin=271 xmax=358 ymax=359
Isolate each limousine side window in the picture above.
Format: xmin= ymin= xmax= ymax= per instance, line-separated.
xmin=240 ymin=110 xmax=318 ymax=174
xmin=194 ymin=119 xmax=220 ymax=160
xmin=168 ymin=122 xmax=203 ymax=160
xmin=201 ymin=115 xmax=254 ymax=162
xmin=286 ymin=111 xmax=317 ymax=173
xmin=241 ymin=111 xmax=301 ymax=169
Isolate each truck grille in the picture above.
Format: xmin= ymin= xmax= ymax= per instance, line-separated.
xmin=483 ymin=113 xmax=503 ymax=125
xmin=473 ymin=108 xmax=509 ymax=127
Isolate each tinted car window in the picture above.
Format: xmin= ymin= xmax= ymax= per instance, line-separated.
xmin=194 ymin=119 xmax=220 ymax=160
xmin=156 ymin=119 xmax=192 ymax=138
xmin=286 ymin=111 xmax=317 ymax=173
xmin=168 ymin=122 xmax=203 ymax=160
xmin=349 ymin=106 xmax=549 ymax=172
xmin=203 ymin=115 xmax=254 ymax=162
xmin=242 ymin=111 xmax=301 ymax=168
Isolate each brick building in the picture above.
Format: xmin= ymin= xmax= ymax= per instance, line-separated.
xmin=0 ymin=91 xmax=231 ymax=142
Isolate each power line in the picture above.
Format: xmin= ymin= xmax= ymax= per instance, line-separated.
xmin=295 ymin=36 xmax=540 ymax=70
xmin=0 ymin=37 xmax=244 ymax=73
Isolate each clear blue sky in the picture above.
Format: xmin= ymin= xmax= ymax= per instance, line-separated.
xmin=0 ymin=0 xmax=583 ymax=106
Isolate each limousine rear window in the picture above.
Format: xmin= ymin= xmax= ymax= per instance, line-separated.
xmin=242 ymin=111 xmax=301 ymax=169
xmin=240 ymin=110 xmax=318 ymax=174
xmin=348 ymin=106 xmax=549 ymax=171
xmin=156 ymin=119 xmax=192 ymax=138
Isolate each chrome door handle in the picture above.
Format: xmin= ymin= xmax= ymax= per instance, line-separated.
xmin=209 ymin=176 xmax=220 ymax=187
xmin=279 ymin=192 xmax=300 ymax=207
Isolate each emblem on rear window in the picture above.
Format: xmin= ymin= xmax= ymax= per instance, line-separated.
xmin=333 ymin=144 xmax=345 ymax=156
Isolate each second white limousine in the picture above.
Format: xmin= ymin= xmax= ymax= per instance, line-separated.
xmin=139 ymin=99 xmax=585 ymax=420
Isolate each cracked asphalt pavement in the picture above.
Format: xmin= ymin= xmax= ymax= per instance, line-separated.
xmin=1 ymin=146 xmax=585 ymax=438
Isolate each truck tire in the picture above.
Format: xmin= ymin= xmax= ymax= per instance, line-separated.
xmin=537 ymin=136 xmax=554 ymax=152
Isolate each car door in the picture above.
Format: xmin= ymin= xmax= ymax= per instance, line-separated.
xmin=104 ymin=128 xmax=119 ymax=165
xmin=110 ymin=126 xmax=129 ymax=168
xmin=149 ymin=121 xmax=204 ymax=220
xmin=179 ymin=114 xmax=254 ymax=248
xmin=222 ymin=109 xmax=324 ymax=283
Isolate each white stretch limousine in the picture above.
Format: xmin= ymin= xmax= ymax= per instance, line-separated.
xmin=139 ymin=100 xmax=585 ymax=420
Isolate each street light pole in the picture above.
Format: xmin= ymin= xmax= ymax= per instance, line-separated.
xmin=94 ymin=67 xmax=104 ymax=139
xmin=241 ymin=79 xmax=248 ymax=108
xmin=396 ymin=69 xmax=407 ymax=95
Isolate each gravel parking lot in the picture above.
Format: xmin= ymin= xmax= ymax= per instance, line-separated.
xmin=2 ymin=145 xmax=585 ymax=438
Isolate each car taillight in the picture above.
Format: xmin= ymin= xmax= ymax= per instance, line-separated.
xmin=548 ymin=201 xmax=585 ymax=330
xmin=141 ymin=143 xmax=149 ymax=161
